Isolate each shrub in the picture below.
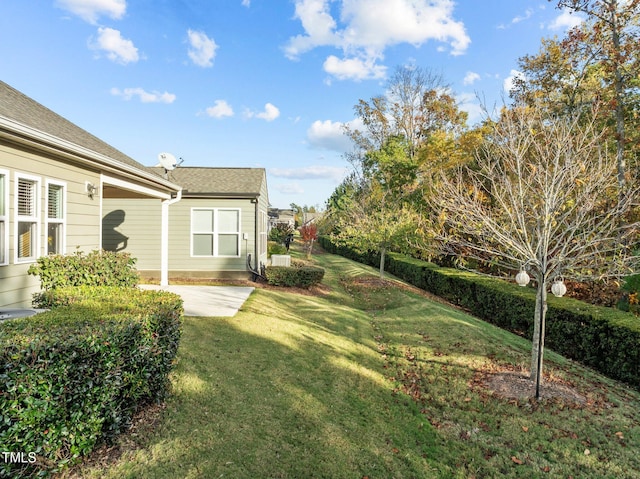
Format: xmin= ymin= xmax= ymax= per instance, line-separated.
xmin=268 ymin=224 xmax=294 ymax=244
xmin=28 ymin=250 xmax=138 ymax=307
xmin=267 ymin=241 xmax=288 ymax=257
xmin=265 ymin=264 xmax=325 ymax=288
xmin=319 ymin=235 xmax=640 ymax=389
xmin=0 ymin=286 xmax=183 ymax=478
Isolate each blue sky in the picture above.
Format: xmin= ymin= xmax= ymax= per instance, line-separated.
xmin=0 ymin=1 xmax=583 ymax=209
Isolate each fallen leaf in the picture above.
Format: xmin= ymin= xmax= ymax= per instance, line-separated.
xmin=584 ymin=449 xmax=591 ymax=456
xmin=542 ymin=466 xmax=551 ymax=473
xmin=615 ymin=431 xmax=624 ymax=439
xmin=392 ymin=448 xmax=399 ymax=454
xmin=522 ymin=426 xmax=529 ymax=432
xmin=511 ymin=456 xmax=524 ymax=465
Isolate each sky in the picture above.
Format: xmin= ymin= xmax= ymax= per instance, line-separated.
xmin=0 ymin=0 xmax=584 ymax=209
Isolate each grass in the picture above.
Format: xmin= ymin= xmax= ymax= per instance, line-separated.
xmin=62 ymin=247 xmax=640 ymax=479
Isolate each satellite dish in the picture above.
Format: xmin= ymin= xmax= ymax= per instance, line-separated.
xmin=158 ymin=152 xmax=178 ymax=171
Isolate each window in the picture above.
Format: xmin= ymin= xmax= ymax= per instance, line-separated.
xmin=191 ymin=208 xmax=241 ymax=257
xmin=0 ymin=170 xmax=7 ymax=265
xmin=259 ymin=210 xmax=268 ymax=257
xmin=46 ymin=180 xmax=66 ymax=255
xmin=15 ymin=174 xmax=40 ymax=262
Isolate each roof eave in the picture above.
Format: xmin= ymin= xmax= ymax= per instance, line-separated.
xmin=0 ymin=116 xmax=181 ymax=194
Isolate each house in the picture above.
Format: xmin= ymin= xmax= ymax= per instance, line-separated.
xmin=268 ymin=208 xmax=296 ymax=230
xmin=0 ymin=81 xmax=184 ymax=308
xmin=102 ymin=167 xmax=269 ymax=281
xmin=0 ymin=81 xmax=269 ymax=308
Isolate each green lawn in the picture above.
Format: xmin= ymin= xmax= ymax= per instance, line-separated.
xmin=64 ymin=249 xmax=640 ymax=479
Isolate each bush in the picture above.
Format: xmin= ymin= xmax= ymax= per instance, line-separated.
xmin=28 ymin=250 xmax=138 ymax=307
xmin=319 ymin=235 xmax=640 ymax=389
xmin=265 ymin=263 xmax=325 ymax=288
xmin=267 ymin=241 xmax=288 ymax=257
xmin=0 ymin=286 xmax=183 ymax=478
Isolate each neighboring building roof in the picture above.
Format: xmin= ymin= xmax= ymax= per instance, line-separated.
xmin=0 ymin=80 xmax=146 ymax=171
xmin=150 ymin=167 xmax=266 ymax=197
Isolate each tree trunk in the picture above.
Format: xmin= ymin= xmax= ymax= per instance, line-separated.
xmin=530 ymin=277 xmax=548 ymax=393
xmin=379 ymin=246 xmax=386 ymax=279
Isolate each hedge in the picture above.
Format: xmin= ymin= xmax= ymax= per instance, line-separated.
xmin=319 ymin=235 xmax=640 ymax=389
xmin=265 ymin=264 xmax=325 ymax=288
xmin=0 ymin=286 xmax=183 ymax=478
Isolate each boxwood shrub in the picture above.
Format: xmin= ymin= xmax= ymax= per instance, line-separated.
xmin=28 ymin=250 xmax=139 ymax=308
xmin=319 ymin=235 xmax=640 ymax=389
xmin=265 ymin=264 xmax=325 ymax=288
xmin=0 ymin=286 xmax=183 ymax=478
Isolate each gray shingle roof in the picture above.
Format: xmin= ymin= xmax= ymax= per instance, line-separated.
xmin=0 ymin=80 xmax=147 ymax=171
xmin=149 ymin=167 xmax=266 ymax=196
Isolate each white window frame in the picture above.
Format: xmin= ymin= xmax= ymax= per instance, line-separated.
xmin=14 ymin=172 xmax=41 ymax=263
xmin=190 ymin=208 xmax=241 ymax=258
xmin=0 ymin=169 xmax=8 ymax=265
xmin=45 ymin=179 xmax=67 ymax=255
xmin=259 ymin=210 xmax=268 ymax=257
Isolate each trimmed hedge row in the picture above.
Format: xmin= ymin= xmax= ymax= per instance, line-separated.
xmin=0 ymin=286 xmax=183 ymax=478
xmin=27 ymin=250 xmax=139 ymax=291
xmin=265 ymin=264 xmax=325 ymax=288
xmin=319 ymin=235 xmax=640 ymax=389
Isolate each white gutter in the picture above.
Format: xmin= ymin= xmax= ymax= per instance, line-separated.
xmin=160 ymin=189 xmax=182 ymax=286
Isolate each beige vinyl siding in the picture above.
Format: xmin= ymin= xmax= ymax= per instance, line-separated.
xmin=102 ymin=197 xmax=162 ymax=271
xmin=0 ymin=144 xmax=102 ymax=307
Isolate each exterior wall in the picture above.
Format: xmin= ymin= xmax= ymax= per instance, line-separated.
xmin=257 ymin=175 xmax=269 ymax=268
xmin=102 ymin=197 xmax=162 ymax=271
xmin=0 ymin=143 xmax=101 ymax=307
xmin=102 ymin=195 xmax=268 ymax=280
xmin=167 ymin=198 xmax=257 ymax=279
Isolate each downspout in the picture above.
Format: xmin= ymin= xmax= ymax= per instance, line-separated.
xmin=160 ymin=189 xmax=182 ymax=286
xmin=254 ymin=195 xmax=260 ymax=271
xmin=251 ymin=195 xmax=260 ymax=272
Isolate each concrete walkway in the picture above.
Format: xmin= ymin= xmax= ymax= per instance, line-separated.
xmin=140 ymin=285 xmax=255 ymax=317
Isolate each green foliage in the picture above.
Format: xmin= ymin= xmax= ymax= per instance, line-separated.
xmin=0 ymin=287 xmax=183 ymax=477
xmin=28 ymin=250 xmax=138 ymax=305
xmin=267 ymin=241 xmax=287 ymax=257
xmin=268 ymin=224 xmax=294 ymax=244
xmin=319 ymin=235 xmax=640 ymax=389
xmin=265 ymin=263 xmax=325 ymax=288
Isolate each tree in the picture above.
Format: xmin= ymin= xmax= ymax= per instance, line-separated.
xmin=431 ymin=104 xmax=639 ymax=398
xmin=515 ymin=0 xmax=640 ymax=191
xmin=331 ymin=136 xmax=424 ymax=278
xmin=334 ymin=178 xmax=421 ymax=279
xmin=343 ymin=65 xmax=449 ymax=161
xmin=553 ymin=0 xmax=640 ymax=190
xmin=299 ymin=222 xmax=318 ymax=260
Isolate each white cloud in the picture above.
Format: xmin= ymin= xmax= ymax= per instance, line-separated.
xmin=512 ymin=8 xmax=533 ymax=24
xmin=273 ymin=183 xmax=305 ymax=195
xmin=242 ymin=0 xmax=251 ymax=6
xmin=270 ymin=165 xmax=348 ymax=181
xmin=56 ymin=0 xmax=126 ymax=24
xmin=91 ymin=27 xmax=139 ymax=64
xmin=323 ymin=55 xmax=386 ymax=81
xmin=205 ymin=100 xmax=234 ymax=118
xmin=307 ymin=120 xmax=352 ymax=151
xmin=110 ymin=87 xmax=176 ymax=103
xmin=285 ymin=0 xmax=470 ymax=81
xmin=187 ymin=30 xmax=218 ymax=67
xmin=503 ymin=69 xmax=526 ymax=93
xmin=548 ymin=9 xmax=585 ymax=30
xmin=463 ymin=71 xmax=480 ymax=86
xmin=246 ymin=103 xmax=280 ymax=121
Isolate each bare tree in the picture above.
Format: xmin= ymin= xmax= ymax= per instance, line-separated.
xmin=431 ymin=105 xmax=639 ymax=398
